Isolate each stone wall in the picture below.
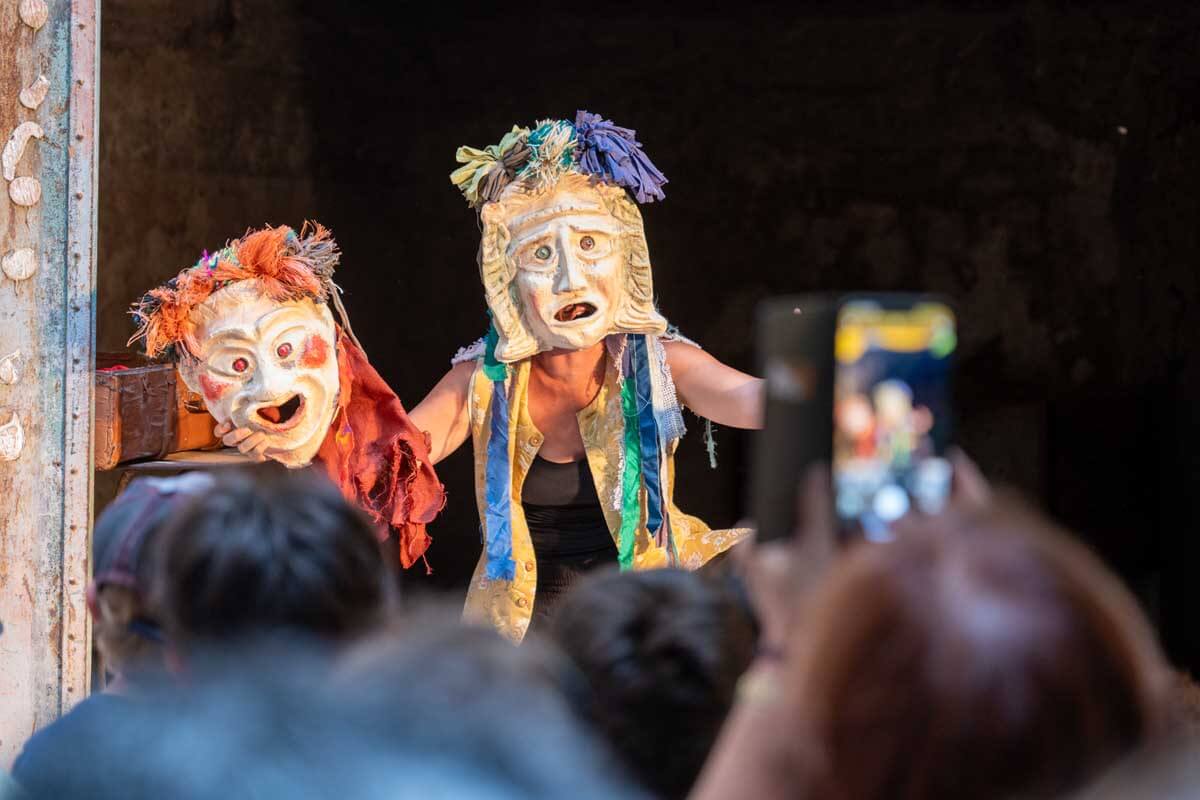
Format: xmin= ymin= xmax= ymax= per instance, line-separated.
xmin=98 ymin=2 xmax=1200 ymax=665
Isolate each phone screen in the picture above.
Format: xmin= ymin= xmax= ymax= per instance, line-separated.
xmin=833 ymin=300 xmax=956 ymax=541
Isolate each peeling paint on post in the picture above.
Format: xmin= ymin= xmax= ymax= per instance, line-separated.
xmin=0 ymin=0 xmax=96 ymax=766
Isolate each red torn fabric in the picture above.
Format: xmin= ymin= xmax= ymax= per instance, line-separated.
xmin=315 ymin=330 xmax=446 ymax=570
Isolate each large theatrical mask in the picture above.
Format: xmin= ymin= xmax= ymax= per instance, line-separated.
xmin=177 ymin=282 xmax=340 ymax=468
xmin=480 ymin=172 xmax=667 ymax=361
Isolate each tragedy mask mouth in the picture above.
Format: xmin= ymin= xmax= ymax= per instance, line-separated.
xmin=553 ymin=302 xmax=598 ymax=323
xmin=255 ymin=394 xmax=306 ymax=430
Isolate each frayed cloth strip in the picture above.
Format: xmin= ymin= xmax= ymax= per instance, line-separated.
xmin=631 ymin=335 xmax=665 ymax=541
xmin=518 ymin=119 xmax=578 ymax=190
xmin=705 ymin=419 xmax=718 ymax=469
xmin=314 ymin=333 xmax=445 ymax=571
xmin=648 ymin=334 xmax=686 ymax=443
xmin=450 ymin=111 xmax=669 ymax=207
xmin=450 ymin=126 xmax=530 ymax=208
xmin=482 ymin=325 xmax=515 ymax=580
xmin=483 ymin=375 xmax=516 ymax=581
xmin=574 ymin=110 xmax=668 ymax=204
xmin=618 ymin=345 xmax=642 ymax=571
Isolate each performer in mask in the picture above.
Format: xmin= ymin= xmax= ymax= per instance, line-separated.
xmin=410 ymin=112 xmax=763 ymax=640
xmin=130 ymin=223 xmax=445 ymax=569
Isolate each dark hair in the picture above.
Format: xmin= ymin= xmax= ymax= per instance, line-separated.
xmin=789 ymin=499 xmax=1170 ymax=800
xmin=334 ymin=618 xmax=641 ymax=799
xmin=549 ymin=567 xmax=759 ymax=799
xmin=156 ymin=465 xmax=393 ymax=650
xmin=21 ymin=619 xmax=642 ymax=800
xmin=89 ymin=473 xmax=216 ymax=677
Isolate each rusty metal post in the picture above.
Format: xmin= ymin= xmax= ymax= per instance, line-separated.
xmin=0 ymin=0 xmax=97 ymax=765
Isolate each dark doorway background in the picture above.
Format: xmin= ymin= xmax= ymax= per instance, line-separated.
xmin=96 ymin=2 xmax=1200 ymax=670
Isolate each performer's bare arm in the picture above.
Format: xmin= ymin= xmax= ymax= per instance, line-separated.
xmin=664 ymin=340 xmax=764 ymax=430
xmin=409 ymin=360 xmax=475 ymax=464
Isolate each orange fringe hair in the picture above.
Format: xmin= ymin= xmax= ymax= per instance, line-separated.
xmin=129 ymin=222 xmax=339 ymax=359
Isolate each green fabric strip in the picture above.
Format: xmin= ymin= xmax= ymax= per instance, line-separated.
xmin=618 ymin=373 xmax=642 ymax=571
xmin=482 ymin=321 xmax=507 ymax=382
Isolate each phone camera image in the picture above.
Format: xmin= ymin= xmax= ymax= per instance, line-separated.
xmin=833 ymin=300 xmax=956 ymax=541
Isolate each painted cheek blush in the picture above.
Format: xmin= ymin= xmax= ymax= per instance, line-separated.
xmin=199 ymin=374 xmax=230 ymax=403
xmin=300 ymin=335 xmax=329 ymax=368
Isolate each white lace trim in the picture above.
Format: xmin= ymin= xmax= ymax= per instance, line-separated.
xmin=661 ymin=325 xmax=700 ymax=349
xmin=649 ymin=334 xmax=687 ymax=442
xmin=451 ymin=337 xmax=487 ymax=366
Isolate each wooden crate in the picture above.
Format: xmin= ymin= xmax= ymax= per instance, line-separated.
xmin=94 ymin=353 xmax=220 ymax=469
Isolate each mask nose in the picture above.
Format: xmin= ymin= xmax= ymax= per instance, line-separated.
xmin=249 ymin=359 xmax=294 ymax=403
xmin=552 ymin=229 xmax=587 ymax=294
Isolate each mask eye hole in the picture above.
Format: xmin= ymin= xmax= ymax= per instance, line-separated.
xmin=579 ymin=235 xmax=595 ymax=251
xmin=534 ymin=245 xmax=552 ymax=261
xmin=232 ymin=357 xmax=249 ymax=374
xmin=276 ymin=342 xmax=293 ymax=359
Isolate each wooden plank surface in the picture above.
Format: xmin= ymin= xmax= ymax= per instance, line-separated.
xmin=121 ymin=449 xmax=254 ymax=470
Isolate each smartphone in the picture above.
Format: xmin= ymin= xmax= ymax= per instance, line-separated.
xmin=751 ymin=294 xmax=956 ymax=543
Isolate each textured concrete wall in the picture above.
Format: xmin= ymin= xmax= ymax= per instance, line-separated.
xmin=97 ymin=3 xmax=1200 ymax=665
xmin=97 ymin=0 xmax=317 ymax=352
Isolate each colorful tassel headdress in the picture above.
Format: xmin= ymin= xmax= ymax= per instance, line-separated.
xmin=450 ymin=110 xmax=668 ymax=208
xmin=129 ymin=222 xmax=360 ymax=359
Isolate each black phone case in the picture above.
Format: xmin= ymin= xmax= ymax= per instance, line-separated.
xmin=750 ymin=296 xmax=838 ymax=543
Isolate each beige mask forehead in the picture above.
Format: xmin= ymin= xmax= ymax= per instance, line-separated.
xmin=508 ymin=210 xmax=622 ymax=250
xmin=189 ymin=282 xmax=334 ymax=354
xmin=490 ymin=172 xmax=614 ymax=225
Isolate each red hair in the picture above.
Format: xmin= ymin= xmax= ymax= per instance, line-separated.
xmin=130 ymin=222 xmax=339 ymax=359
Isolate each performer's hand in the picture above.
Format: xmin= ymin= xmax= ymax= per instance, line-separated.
xmin=217 ymin=423 xmax=272 ymax=462
xmin=733 ymin=464 xmax=836 ymax=655
xmin=948 ymin=447 xmax=992 ymax=509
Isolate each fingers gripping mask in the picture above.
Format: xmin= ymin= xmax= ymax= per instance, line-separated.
xmin=178 ymin=283 xmax=339 ymax=468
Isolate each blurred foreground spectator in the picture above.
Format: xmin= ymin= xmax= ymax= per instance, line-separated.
xmin=14 ymin=467 xmax=400 ymax=799
xmin=338 ymin=620 xmax=640 ymax=799
xmin=11 ymin=619 xmax=643 ymax=799
xmin=156 ymin=466 xmax=396 ymax=657
xmin=696 ymin=493 xmax=1171 ymax=800
xmin=549 ymin=568 xmax=758 ymax=798
xmin=12 ymin=473 xmax=214 ymax=795
xmin=1071 ymin=733 xmax=1200 ymax=799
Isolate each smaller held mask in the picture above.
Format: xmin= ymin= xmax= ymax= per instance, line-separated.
xmin=178 ymin=282 xmax=339 ymax=468
xmin=131 ymin=223 xmax=345 ymax=470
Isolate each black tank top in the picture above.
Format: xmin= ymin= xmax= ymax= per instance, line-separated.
xmin=522 ymin=456 xmax=617 ymax=628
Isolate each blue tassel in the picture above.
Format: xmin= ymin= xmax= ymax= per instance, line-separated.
xmin=574 ymin=110 xmax=668 ymax=203
xmin=483 ymin=325 xmax=515 ymax=581
xmin=631 ymin=335 xmax=665 ymax=541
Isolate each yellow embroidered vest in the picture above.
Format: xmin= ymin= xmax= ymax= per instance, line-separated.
xmin=462 ymin=335 xmax=749 ymax=641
